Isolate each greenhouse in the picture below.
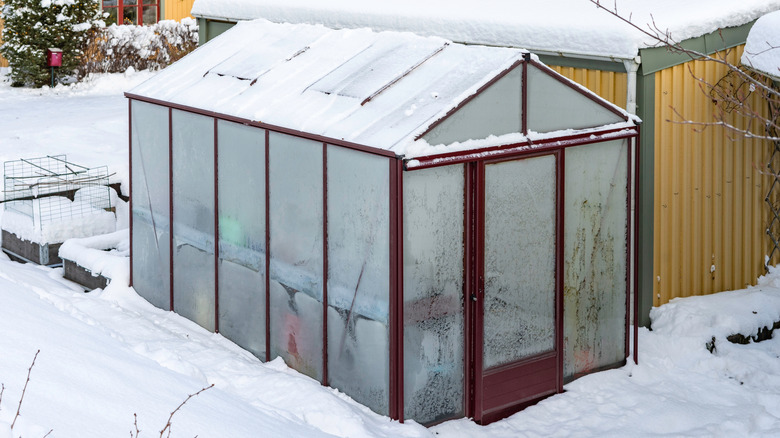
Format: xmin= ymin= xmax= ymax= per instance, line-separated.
xmin=126 ymin=19 xmax=640 ymax=425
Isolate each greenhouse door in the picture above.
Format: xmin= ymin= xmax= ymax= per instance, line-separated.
xmin=472 ymin=153 xmax=562 ymax=423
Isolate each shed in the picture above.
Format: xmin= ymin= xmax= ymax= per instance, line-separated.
xmin=190 ymin=0 xmax=780 ymax=327
xmin=126 ymin=19 xmax=639 ymax=425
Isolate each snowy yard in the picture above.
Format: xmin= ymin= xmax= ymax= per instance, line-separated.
xmin=2 ymin=70 xmax=780 ymax=437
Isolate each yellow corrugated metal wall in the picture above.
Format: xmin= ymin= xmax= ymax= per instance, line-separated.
xmin=550 ymin=66 xmax=627 ymax=108
xmin=164 ymin=0 xmax=194 ymax=21
xmin=0 ymin=1 xmax=7 ymax=68
xmin=654 ymin=45 xmax=773 ymax=306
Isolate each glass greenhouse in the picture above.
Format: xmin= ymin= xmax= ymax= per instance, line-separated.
xmin=127 ymin=19 xmax=640 ymax=425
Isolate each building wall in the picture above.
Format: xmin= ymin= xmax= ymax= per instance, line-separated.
xmin=653 ymin=45 xmax=774 ymax=306
xmin=0 ymin=1 xmax=7 ymax=68
xmin=164 ymin=0 xmax=194 ymax=21
xmin=551 ymin=48 xmax=774 ymax=311
xmin=550 ymin=66 xmax=627 ymax=108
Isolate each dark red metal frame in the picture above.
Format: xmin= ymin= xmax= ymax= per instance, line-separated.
xmin=634 ymin=130 xmax=641 ymax=365
xmin=407 ymin=127 xmax=637 ymax=171
xmin=322 ymin=143 xmax=330 ymax=386
xmin=264 ymin=129 xmax=271 ymax=362
xmin=101 ymin=0 xmax=159 ymax=26
xmin=168 ymin=107 xmax=174 ymax=311
xmin=463 ymin=162 xmax=476 ymax=420
xmin=126 ymin=53 xmax=640 ymax=424
xmin=389 ymin=159 xmax=404 ymax=420
xmin=625 ymin=137 xmax=632 ymax=364
xmin=128 ymin=100 xmax=133 ymax=287
xmin=471 ymin=161 xmax=484 ymax=420
xmin=214 ymin=119 xmax=220 ymax=333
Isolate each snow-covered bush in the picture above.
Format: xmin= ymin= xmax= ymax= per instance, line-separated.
xmin=78 ymin=18 xmax=198 ymax=77
xmin=0 ymin=0 xmax=103 ymax=87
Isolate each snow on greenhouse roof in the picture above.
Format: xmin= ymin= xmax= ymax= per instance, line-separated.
xmin=742 ymin=10 xmax=780 ymax=80
xmin=129 ymin=20 xmax=539 ymax=153
xmin=191 ymin=0 xmax=780 ymax=60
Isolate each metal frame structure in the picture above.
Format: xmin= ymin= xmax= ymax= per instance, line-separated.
xmin=127 ymin=54 xmax=640 ymax=425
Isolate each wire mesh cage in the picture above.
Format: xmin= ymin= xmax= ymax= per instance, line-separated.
xmin=3 ymin=155 xmax=114 ymax=239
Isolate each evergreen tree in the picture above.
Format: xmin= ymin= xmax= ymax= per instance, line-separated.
xmin=1 ymin=0 xmax=102 ymax=87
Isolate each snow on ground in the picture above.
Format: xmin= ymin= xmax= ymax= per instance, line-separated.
xmin=0 ymin=68 xmax=152 ymax=196
xmin=4 ymin=69 xmax=780 ymax=437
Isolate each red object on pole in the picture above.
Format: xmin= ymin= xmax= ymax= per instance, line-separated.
xmin=46 ymin=48 xmax=62 ymax=67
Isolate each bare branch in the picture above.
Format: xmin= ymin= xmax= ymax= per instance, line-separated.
xmin=159 ymin=384 xmax=214 ymax=438
xmin=589 ymin=0 xmax=780 ymax=98
xmin=11 ymin=350 xmax=40 ymax=430
xmin=667 ymin=104 xmax=779 ymax=140
xmin=131 ymin=413 xmax=140 ymax=438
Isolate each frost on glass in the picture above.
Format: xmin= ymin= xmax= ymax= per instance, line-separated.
xmin=403 ymin=165 xmax=465 ymax=424
xmin=423 ymin=67 xmax=522 ymax=147
xmin=268 ymin=132 xmax=323 ymax=381
xmin=526 ymin=64 xmax=624 ymax=133
xmin=326 ymin=146 xmax=390 ymax=415
xmin=217 ymin=121 xmax=266 ymax=359
xmin=172 ymin=110 xmax=215 ymax=332
xmin=483 ymin=156 xmax=556 ymax=369
xmin=563 ymin=139 xmax=628 ymax=380
xmin=131 ymin=100 xmax=170 ymax=310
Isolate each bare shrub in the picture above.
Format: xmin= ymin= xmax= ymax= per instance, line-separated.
xmin=130 ymin=383 xmax=214 ymax=438
xmin=78 ymin=18 xmax=198 ymax=78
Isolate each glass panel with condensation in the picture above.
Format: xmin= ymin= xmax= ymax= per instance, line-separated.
xmin=403 ymin=164 xmax=465 ymax=424
xmin=483 ymin=155 xmax=556 ymax=369
xmin=172 ymin=109 xmax=216 ymax=332
xmin=563 ymin=139 xmax=628 ymax=380
xmin=131 ymin=101 xmax=170 ymax=310
xmin=526 ymin=64 xmax=624 ymax=133
xmin=422 ymin=66 xmax=523 ymax=147
xmin=326 ymin=145 xmax=390 ymax=415
xmin=217 ymin=121 xmax=266 ymax=359
xmin=268 ymin=132 xmax=323 ymax=381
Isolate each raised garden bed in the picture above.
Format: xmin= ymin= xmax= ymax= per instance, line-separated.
xmin=2 ymin=229 xmax=62 ymax=266
xmin=59 ymin=229 xmax=129 ymax=291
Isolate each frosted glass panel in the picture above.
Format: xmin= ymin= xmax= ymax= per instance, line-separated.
xmin=563 ymin=139 xmax=628 ymax=379
xmin=423 ymin=67 xmax=522 ymax=146
xmin=403 ymin=165 xmax=465 ymax=424
xmin=217 ymin=121 xmax=266 ymax=359
xmin=326 ymin=146 xmax=390 ymax=415
xmin=131 ymin=101 xmax=170 ymax=310
xmin=526 ymin=64 xmax=624 ymax=133
xmin=484 ymin=155 xmax=556 ymax=369
xmin=268 ymin=132 xmax=323 ymax=381
xmin=172 ymin=110 xmax=215 ymax=332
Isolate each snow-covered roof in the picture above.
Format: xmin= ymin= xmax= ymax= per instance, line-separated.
xmin=742 ymin=10 xmax=780 ymax=80
xmin=191 ymin=0 xmax=780 ymax=60
xmin=131 ymin=20 xmax=633 ymax=156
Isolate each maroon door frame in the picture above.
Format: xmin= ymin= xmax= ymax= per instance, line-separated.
xmin=467 ymin=150 xmax=564 ymax=424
